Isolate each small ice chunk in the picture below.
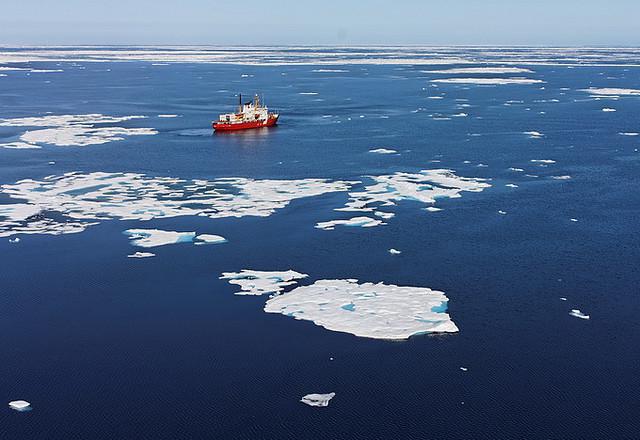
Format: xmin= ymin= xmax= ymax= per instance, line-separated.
xmin=509 ymin=167 xmax=524 ymax=172
xmin=560 ymin=297 xmax=568 ymax=301
xmin=498 ymin=210 xmax=507 ymax=215
xmin=602 ymin=108 xmax=616 ymax=112
xmin=619 ymin=132 xmax=639 ymax=136
xmin=425 ymin=207 xmax=442 ymax=212
xmin=194 ymin=234 xmax=227 ymax=245
xmin=524 ymin=131 xmax=544 ymax=138
xmin=8 ymin=400 xmax=31 ymax=411
xmin=506 ymin=183 xmax=519 ymax=188
xmin=570 ymin=218 xmax=578 ymax=222
xmin=300 ymin=393 xmax=335 ymax=407
xmin=374 ymin=211 xmax=395 ymax=219
xmin=551 ymin=175 xmax=572 ymax=180
xmin=9 ymin=237 xmax=20 ymax=243
xmin=128 ymin=252 xmax=155 ymax=258
xmin=369 ymin=148 xmax=397 ymax=154
xmin=530 ymin=159 xmax=556 ymax=164
xmin=315 ymin=217 xmax=384 ymax=230
xmin=220 ymin=269 xmax=308 ymax=295
xmin=569 ymin=309 xmax=590 ymax=320
xmin=123 ymin=229 xmax=196 ymax=248
xmin=158 ymin=114 xmax=179 ymax=118
xmin=389 ymin=248 xmax=402 ymax=255
xmin=460 ymin=367 xmax=468 ymax=372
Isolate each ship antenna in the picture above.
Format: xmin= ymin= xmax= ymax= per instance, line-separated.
xmin=238 ymin=93 xmax=242 ymax=113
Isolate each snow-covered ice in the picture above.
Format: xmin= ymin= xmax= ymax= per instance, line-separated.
xmin=220 ymin=270 xmax=308 ymax=295
xmin=8 ymin=400 xmax=31 ymax=411
xmin=124 ymin=229 xmax=196 ymax=248
xmin=602 ymin=108 xmax=617 ymax=112
xmin=300 ymin=393 xmax=335 ymax=407
xmin=531 ymin=159 xmax=556 ymax=164
xmin=582 ymin=87 xmax=640 ymax=97
xmin=388 ymin=248 xmax=402 ymax=255
xmin=127 ymin=252 xmax=156 ymax=258
xmin=432 ymin=78 xmax=544 ymax=85
xmin=0 ymin=114 xmax=157 ymax=147
xmin=194 ymin=234 xmax=227 ymax=245
xmin=264 ymin=279 xmax=458 ymax=339
xmin=569 ymin=309 xmax=590 ymax=320
xmin=524 ymin=131 xmax=544 ymax=138
xmin=423 ymin=67 xmax=533 ymax=74
xmin=369 ymin=148 xmax=397 ymax=154
xmin=315 ymin=216 xmax=384 ymax=230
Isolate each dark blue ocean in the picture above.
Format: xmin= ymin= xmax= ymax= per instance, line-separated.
xmin=1 ymin=47 xmax=640 ymax=439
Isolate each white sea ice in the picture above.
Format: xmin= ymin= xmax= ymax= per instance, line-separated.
xmin=389 ymin=248 xmax=402 ymax=255
xmin=531 ymin=159 xmax=556 ymax=164
xmin=220 ymin=270 xmax=309 ymax=295
xmin=331 ymin=169 xmax=490 ymax=220
xmin=569 ymin=309 xmax=590 ymax=320
xmin=9 ymin=237 xmax=20 ymax=243
xmin=264 ymin=279 xmax=458 ymax=340
xmin=0 ymin=114 xmax=157 ymax=147
xmin=506 ymin=184 xmax=519 ymax=188
xmin=374 ymin=211 xmax=395 ymax=219
xmin=157 ymin=114 xmax=179 ymax=118
xmin=194 ymin=234 xmax=227 ymax=245
xmin=0 ymin=172 xmax=355 ymax=237
xmin=619 ymin=132 xmax=639 ymax=136
xmin=524 ymin=131 xmax=544 ymax=138
xmin=460 ymin=367 xmax=468 ymax=372
xmin=582 ymin=87 xmax=640 ymax=97
xmin=1 ymin=141 xmax=41 ymax=149
xmin=8 ymin=400 xmax=31 ymax=411
xmin=498 ymin=210 xmax=507 ymax=215
xmin=422 ymin=67 xmax=533 ymax=74
xmin=602 ymin=108 xmax=617 ymax=112
xmin=127 ymin=252 xmax=156 ymax=258
xmin=300 ymin=393 xmax=335 ymax=407
xmin=124 ymin=229 xmax=196 ymax=248
xmin=509 ymin=167 xmax=525 ymax=172
xmin=315 ymin=216 xmax=384 ymax=230
xmin=425 ymin=207 xmax=442 ymax=212
xmin=551 ymin=175 xmax=572 ymax=180
xmin=369 ymin=148 xmax=397 ymax=154
xmin=431 ymin=78 xmax=544 ymax=85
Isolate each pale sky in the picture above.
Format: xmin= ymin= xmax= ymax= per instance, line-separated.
xmin=1 ymin=0 xmax=639 ymax=46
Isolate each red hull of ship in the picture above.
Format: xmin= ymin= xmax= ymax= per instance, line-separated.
xmin=213 ymin=116 xmax=278 ymax=131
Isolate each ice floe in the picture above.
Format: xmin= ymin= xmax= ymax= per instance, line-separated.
xmin=194 ymin=234 xmax=227 ymax=245
xmin=0 ymin=142 xmax=41 ymax=149
xmin=369 ymin=148 xmax=397 ymax=154
xmin=0 ymin=172 xmax=354 ymax=237
xmin=509 ymin=167 xmax=524 ymax=172
xmin=316 ymin=216 xmax=384 ymax=230
xmin=431 ymin=78 xmax=544 ymax=85
xmin=505 ymin=183 xmax=519 ymax=188
xmin=551 ymin=175 xmax=572 ymax=180
xmin=524 ymin=131 xmax=544 ymax=138
xmin=157 ymin=114 xmax=179 ymax=118
xmin=569 ymin=309 xmax=590 ymax=320
xmin=619 ymin=132 xmax=639 ymax=136
xmin=124 ymin=229 xmax=197 ymax=248
xmin=388 ymin=248 xmax=402 ymax=255
xmin=582 ymin=87 xmax=640 ymax=97
xmin=264 ymin=279 xmax=458 ymax=339
xmin=300 ymin=393 xmax=335 ymax=407
xmin=531 ymin=159 xmax=556 ymax=164
xmin=328 ymin=169 xmax=490 ymax=225
xmin=127 ymin=251 xmax=156 ymax=258
xmin=602 ymin=108 xmax=617 ymax=112
xmin=0 ymin=114 xmax=157 ymax=147
xmin=8 ymin=400 xmax=31 ymax=412
xmin=423 ymin=67 xmax=533 ymax=74
xmin=220 ymin=270 xmax=309 ymax=295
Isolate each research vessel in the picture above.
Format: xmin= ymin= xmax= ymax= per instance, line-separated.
xmin=213 ymin=94 xmax=279 ymax=131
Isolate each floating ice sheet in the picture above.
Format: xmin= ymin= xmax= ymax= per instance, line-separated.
xmin=264 ymin=279 xmax=459 ymax=340
xmin=124 ymin=229 xmax=197 ymax=248
xmin=220 ymin=270 xmax=309 ymax=295
xmin=423 ymin=67 xmax=533 ymax=74
xmin=315 ymin=216 xmax=384 ymax=230
xmin=582 ymin=87 xmax=640 ymax=97
xmin=0 ymin=172 xmax=355 ymax=237
xmin=369 ymin=148 xmax=397 ymax=154
xmin=127 ymin=251 xmax=156 ymax=258
xmin=324 ymin=169 xmax=490 ymax=228
xmin=8 ymin=400 xmax=31 ymax=411
xmin=0 ymin=114 xmax=157 ymax=147
xmin=431 ymin=78 xmax=544 ymax=85
xmin=570 ymin=309 xmax=590 ymax=320
xmin=300 ymin=393 xmax=335 ymax=407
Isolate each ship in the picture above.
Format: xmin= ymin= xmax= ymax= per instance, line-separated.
xmin=213 ymin=94 xmax=279 ymax=131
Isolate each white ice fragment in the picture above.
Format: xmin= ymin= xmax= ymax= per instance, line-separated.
xmin=124 ymin=229 xmax=196 ymax=248
xmin=570 ymin=218 xmax=579 ymax=222
xmin=569 ymin=309 xmax=590 ymax=320
xmin=300 ymin=393 xmax=335 ymax=407
xmin=551 ymin=175 xmax=572 ymax=180
xmin=602 ymin=108 xmax=617 ymax=112
xmin=9 ymin=237 xmax=20 ymax=243
xmin=299 ymin=92 xmax=319 ymax=95
xmin=582 ymin=88 xmax=640 ymax=97
xmin=220 ymin=269 xmax=308 ymax=295
xmin=506 ymin=183 xmax=519 ymax=188
xmin=509 ymin=167 xmax=524 ymax=172
xmin=524 ymin=131 xmax=544 ymax=138
xmin=127 ymin=252 xmax=156 ymax=258
xmin=560 ymin=297 xmax=568 ymax=301
xmin=315 ymin=217 xmax=384 ymax=230
xmin=498 ymin=210 xmax=507 ymax=215
xmin=431 ymin=78 xmax=544 ymax=85
xmin=194 ymin=234 xmax=227 ymax=245
xmin=619 ymin=132 xmax=639 ymax=136
xmin=264 ymin=279 xmax=458 ymax=340
xmin=369 ymin=148 xmax=397 ymax=154
xmin=374 ymin=211 xmax=395 ymax=219
xmin=460 ymin=367 xmax=468 ymax=372
xmin=157 ymin=114 xmax=179 ymax=118
xmin=530 ymin=159 xmax=556 ymax=164
xmin=389 ymin=248 xmax=402 ymax=255
xmin=8 ymin=400 xmax=31 ymax=411
xmin=423 ymin=67 xmax=533 ymax=74
xmin=425 ymin=207 xmax=442 ymax=212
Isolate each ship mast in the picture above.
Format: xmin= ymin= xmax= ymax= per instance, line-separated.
xmin=238 ymin=93 xmax=242 ymax=113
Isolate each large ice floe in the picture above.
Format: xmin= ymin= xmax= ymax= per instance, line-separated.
xmin=316 ymin=169 xmax=490 ymax=230
xmin=220 ymin=270 xmax=309 ymax=295
xmin=431 ymin=78 xmax=544 ymax=85
xmin=264 ymin=279 xmax=458 ymax=339
xmin=0 ymin=172 xmax=354 ymax=237
xmin=581 ymin=88 xmax=640 ymax=97
xmin=123 ymin=229 xmax=225 ymax=248
xmin=422 ymin=67 xmax=533 ymax=74
xmin=0 ymin=114 xmax=157 ymax=148
xmin=220 ymin=271 xmax=457 ymax=339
